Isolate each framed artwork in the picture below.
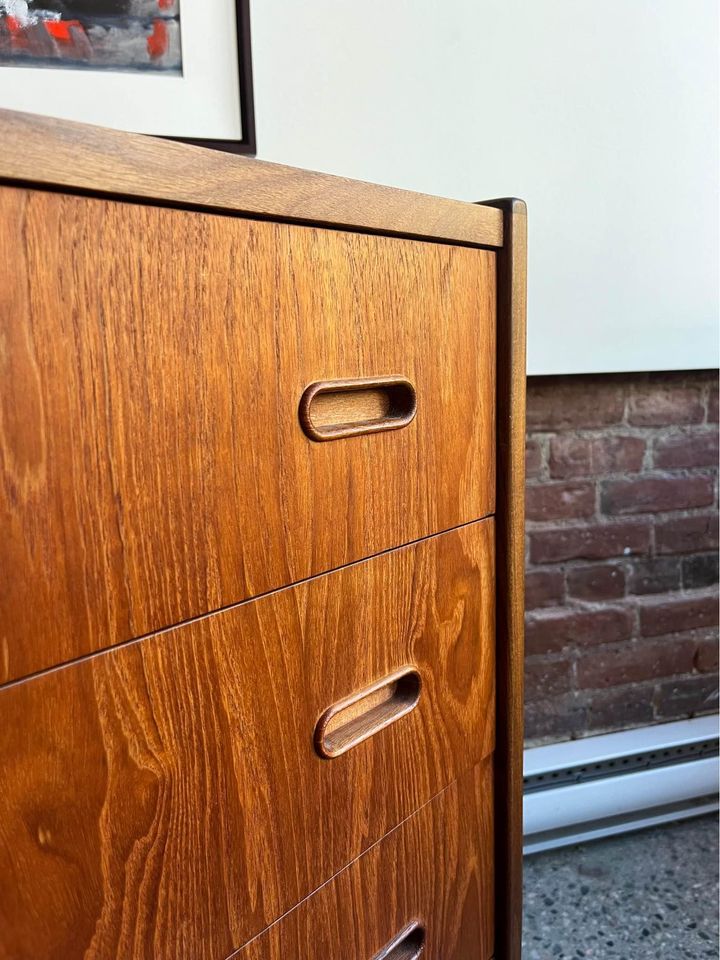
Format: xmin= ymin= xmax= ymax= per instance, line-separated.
xmin=0 ymin=0 xmax=255 ymax=153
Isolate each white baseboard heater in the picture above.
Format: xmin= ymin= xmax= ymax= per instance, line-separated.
xmin=523 ymin=715 xmax=719 ymax=855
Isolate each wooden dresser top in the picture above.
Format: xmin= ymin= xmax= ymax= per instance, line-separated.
xmin=0 ymin=108 xmax=503 ymax=248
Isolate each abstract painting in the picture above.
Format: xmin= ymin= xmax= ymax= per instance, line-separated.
xmin=0 ymin=0 xmax=181 ymax=72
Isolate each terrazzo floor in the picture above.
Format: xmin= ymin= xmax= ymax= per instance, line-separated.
xmin=522 ymin=814 xmax=719 ymax=959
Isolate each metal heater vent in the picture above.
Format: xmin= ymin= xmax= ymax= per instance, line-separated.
xmin=524 ymin=737 xmax=719 ymax=795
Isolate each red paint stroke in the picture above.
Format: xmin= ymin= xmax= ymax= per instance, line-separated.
xmin=146 ymin=18 xmax=168 ymax=59
xmin=3 ymin=14 xmax=33 ymax=51
xmin=44 ymin=19 xmax=83 ymax=41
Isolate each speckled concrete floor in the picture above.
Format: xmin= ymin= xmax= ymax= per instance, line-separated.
xmin=523 ymin=815 xmax=719 ymax=959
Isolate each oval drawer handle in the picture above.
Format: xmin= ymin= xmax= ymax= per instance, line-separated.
xmin=372 ymin=921 xmax=426 ymax=960
xmin=314 ymin=666 xmax=421 ymax=759
xmin=299 ymin=376 xmax=417 ymax=441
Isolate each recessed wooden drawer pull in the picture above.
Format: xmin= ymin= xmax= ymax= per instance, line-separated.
xmin=314 ymin=666 xmax=422 ymax=759
xmin=372 ymin=921 xmax=426 ymax=960
xmin=299 ymin=376 xmax=417 ymax=441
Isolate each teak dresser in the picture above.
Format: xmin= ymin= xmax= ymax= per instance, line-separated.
xmin=0 ymin=109 xmax=526 ymax=960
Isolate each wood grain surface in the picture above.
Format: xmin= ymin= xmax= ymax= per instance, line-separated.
xmin=314 ymin=665 xmax=422 ymax=758
xmin=0 ymin=186 xmax=496 ymax=684
xmin=299 ymin=376 xmax=417 ymax=441
xmin=234 ymin=759 xmax=495 ymax=960
xmin=0 ymin=109 xmax=503 ymax=248
xmin=0 ymin=520 xmax=495 ymax=960
xmin=480 ymin=198 xmax=528 ymax=960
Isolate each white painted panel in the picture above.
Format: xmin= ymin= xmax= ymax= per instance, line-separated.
xmin=250 ymin=0 xmax=719 ymax=375
xmin=523 ymin=757 xmax=720 ymax=836
xmin=524 ymin=801 xmax=719 ymax=854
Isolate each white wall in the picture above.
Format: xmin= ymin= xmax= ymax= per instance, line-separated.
xmin=250 ymin=0 xmax=719 ymax=376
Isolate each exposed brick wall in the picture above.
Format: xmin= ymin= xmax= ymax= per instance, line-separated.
xmin=524 ymin=370 xmax=719 ymax=744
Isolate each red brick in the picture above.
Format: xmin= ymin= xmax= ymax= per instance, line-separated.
xmin=682 ymin=553 xmax=720 ymax=589
xmin=577 ymin=638 xmax=697 ymax=689
xmin=628 ymin=557 xmax=681 ymax=595
xmin=655 ymin=514 xmax=719 ymax=555
xmin=694 ymin=636 xmax=719 ymax=673
xmin=525 ymin=569 xmax=565 ymax=610
xmin=525 ymin=606 xmax=634 ymax=655
xmin=653 ymin=431 xmax=719 ymax=469
xmin=601 ymin=474 xmax=714 ymax=515
xmin=525 ymin=657 xmax=573 ymax=701
xmin=525 ymin=438 xmax=543 ymax=479
xmin=584 ymin=684 xmax=655 ymax=732
xmin=525 ymin=695 xmax=587 ymax=743
xmin=526 ymin=481 xmax=596 ymax=521
xmin=566 ymin=563 xmax=626 ymax=600
xmin=529 ymin=521 xmax=650 ymax=563
xmin=549 ymin=435 xmax=645 ymax=479
xmin=708 ymin=387 xmax=719 ymax=423
xmin=639 ymin=592 xmax=719 ymax=637
xmin=521 ymin=371 xmax=720 ymax=746
xmin=527 ymin=378 xmax=625 ymax=431
xmin=654 ymin=675 xmax=719 ymax=720
xmin=628 ymin=384 xmax=704 ymax=426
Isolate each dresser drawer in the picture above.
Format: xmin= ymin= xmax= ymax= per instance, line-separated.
xmin=237 ymin=758 xmax=495 ymax=960
xmin=0 ymin=186 xmax=496 ymax=683
xmin=0 ymin=520 xmax=495 ymax=960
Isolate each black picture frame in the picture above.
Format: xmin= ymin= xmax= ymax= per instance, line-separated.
xmin=174 ymin=0 xmax=255 ymax=155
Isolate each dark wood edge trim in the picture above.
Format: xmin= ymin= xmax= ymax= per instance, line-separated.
xmin=314 ymin=665 xmax=422 ymax=759
xmin=299 ymin=376 xmax=417 ymax=442
xmin=477 ymin=197 xmax=527 ymax=960
xmin=0 ymin=109 xmax=503 ymax=248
